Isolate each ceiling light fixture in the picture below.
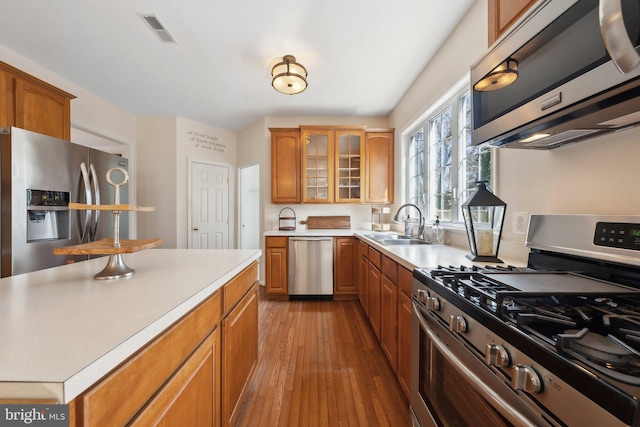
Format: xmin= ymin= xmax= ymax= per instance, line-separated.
xmin=474 ymin=58 xmax=518 ymax=92
xmin=271 ymin=55 xmax=308 ymax=95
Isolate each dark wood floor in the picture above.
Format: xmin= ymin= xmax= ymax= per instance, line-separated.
xmin=234 ymin=288 xmax=412 ymax=427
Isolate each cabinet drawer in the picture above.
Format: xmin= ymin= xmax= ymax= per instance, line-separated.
xmin=266 ymin=236 xmax=288 ymax=248
xmin=358 ymin=240 xmax=369 ymax=259
xmin=398 ymin=266 xmax=413 ymax=297
xmin=368 ymin=247 xmax=381 ymax=269
xmin=223 ymin=262 xmax=258 ymax=314
xmin=381 ymin=255 xmax=398 ymax=283
xmin=81 ymin=291 xmax=222 ymax=426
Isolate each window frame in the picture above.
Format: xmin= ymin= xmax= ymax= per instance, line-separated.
xmin=403 ymin=74 xmax=495 ymax=226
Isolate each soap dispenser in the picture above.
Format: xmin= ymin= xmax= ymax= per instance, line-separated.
xmin=433 ymin=216 xmax=443 ymax=244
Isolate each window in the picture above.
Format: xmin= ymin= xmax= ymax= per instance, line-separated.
xmin=406 ymin=78 xmax=492 ymax=224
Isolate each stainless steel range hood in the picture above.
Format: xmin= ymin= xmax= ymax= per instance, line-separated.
xmin=471 ymin=0 xmax=640 ymax=149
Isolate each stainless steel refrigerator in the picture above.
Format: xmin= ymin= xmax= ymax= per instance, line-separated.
xmin=0 ymin=127 xmax=128 ymax=276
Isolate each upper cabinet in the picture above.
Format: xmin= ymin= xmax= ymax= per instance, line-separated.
xmin=270 ymin=128 xmax=302 ymax=204
xmin=0 ymin=61 xmax=75 ymax=141
xmin=487 ymin=0 xmax=537 ymax=45
xmin=301 ymin=127 xmax=334 ymax=203
xmin=364 ymin=130 xmax=394 ymax=203
xmin=335 ymin=129 xmax=364 ymax=203
xmin=271 ymin=126 xmax=391 ymax=204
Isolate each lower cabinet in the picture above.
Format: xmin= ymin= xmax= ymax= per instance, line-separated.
xmin=397 ymin=289 xmax=412 ymax=400
xmin=357 ymin=240 xmax=413 ymax=401
xmin=334 ymin=237 xmax=358 ymax=298
xmin=358 ymin=241 xmax=369 ymax=315
xmin=380 ymin=274 xmax=398 ymax=371
xmin=265 ymin=236 xmax=288 ymax=299
xmin=367 ymin=257 xmax=382 ymax=341
xmin=130 ymin=328 xmax=221 ymax=427
xmin=222 ymin=284 xmax=259 ymax=427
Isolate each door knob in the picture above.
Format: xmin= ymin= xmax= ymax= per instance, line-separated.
xmin=193 ymin=226 xmax=199 ymax=231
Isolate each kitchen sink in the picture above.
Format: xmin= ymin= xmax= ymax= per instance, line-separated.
xmin=363 ymin=233 xmax=429 ymax=245
xmin=363 ymin=233 xmax=411 ymax=242
xmin=380 ymin=239 xmax=429 ymax=245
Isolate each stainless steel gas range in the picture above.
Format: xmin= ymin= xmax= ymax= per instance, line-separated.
xmin=411 ymin=215 xmax=640 ymax=427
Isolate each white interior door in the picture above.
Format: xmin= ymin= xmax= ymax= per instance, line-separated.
xmin=191 ymin=161 xmax=229 ymax=249
xmin=239 ymin=164 xmax=260 ymax=249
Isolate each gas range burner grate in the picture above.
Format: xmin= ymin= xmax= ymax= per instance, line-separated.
xmin=434 ymin=272 xmax=522 ymax=313
xmin=429 ymin=264 xmax=528 ymax=280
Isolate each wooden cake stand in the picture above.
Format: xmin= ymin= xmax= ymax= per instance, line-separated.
xmin=53 ymin=168 xmax=162 ymax=280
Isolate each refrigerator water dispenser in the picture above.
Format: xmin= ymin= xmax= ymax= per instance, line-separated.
xmin=26 ymin=189 xmax=70 ymax=242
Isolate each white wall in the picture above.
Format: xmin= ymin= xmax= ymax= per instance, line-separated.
xmin=137 ymin=117 xmax=238 ymax=249
xmin=137 ymin=117 xmax=179 ymax=247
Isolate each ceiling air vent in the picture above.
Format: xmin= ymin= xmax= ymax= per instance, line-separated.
xmin=140 ymin=14 xmax=177 ymax=43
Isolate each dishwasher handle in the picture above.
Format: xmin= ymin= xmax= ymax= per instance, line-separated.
xmin=288 ymin=237 xmax=334 ymax=241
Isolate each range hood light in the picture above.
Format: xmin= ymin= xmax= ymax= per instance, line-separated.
xmin=474 ymin=58 xmax=519 ymax=92
xmin=519 ymin=133 xmax=551 ymax=143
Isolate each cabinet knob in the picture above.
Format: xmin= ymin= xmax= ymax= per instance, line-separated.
xmin=485 ymin=344 xmax=510 ymax=367
xmin=512 ymin=365 xmax=542 ymax=393
xmin=193 ymin=226 xmax=199 ymax=231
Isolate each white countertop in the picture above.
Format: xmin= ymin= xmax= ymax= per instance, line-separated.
xmin=0 ymin=249 xmax=261 ymax=404
xmin=266 ymin=229 xmax=523 ymax=271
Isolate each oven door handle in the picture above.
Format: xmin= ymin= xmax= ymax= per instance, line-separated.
xmin=413 ymin=304 xmax=538 ymax=427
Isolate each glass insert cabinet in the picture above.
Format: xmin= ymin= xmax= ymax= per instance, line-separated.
xmin=301 ymin=127 xmax=365 ymax=203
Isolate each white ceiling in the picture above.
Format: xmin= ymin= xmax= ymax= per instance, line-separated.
xmin=0 ymin=0 xmax=475 ymax=131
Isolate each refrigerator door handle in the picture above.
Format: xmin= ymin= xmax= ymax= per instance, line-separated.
xmin=89 ymin=163 xmax=100 ymax=241
xmin=78 ymin=162 xmax=93 ymax=243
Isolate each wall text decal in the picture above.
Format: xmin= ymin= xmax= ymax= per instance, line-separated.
xmin=187 ymin=130 xmax=226 ymax=154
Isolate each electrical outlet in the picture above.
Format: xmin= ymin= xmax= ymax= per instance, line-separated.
xmin=513 ymin=211 xmax=528 ymax=235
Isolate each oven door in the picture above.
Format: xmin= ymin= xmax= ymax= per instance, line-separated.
xmin=410 ymin=301 xmax=551 ymax=427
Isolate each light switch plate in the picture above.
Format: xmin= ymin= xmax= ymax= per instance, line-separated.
xmin=513 ymin=211 xmax=528 ymax=235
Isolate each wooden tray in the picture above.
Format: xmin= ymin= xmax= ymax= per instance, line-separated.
xmin=53 ymin=238 xmax=163 ymax=255
xmin=300 ymin=216 xmax=351 ymax=229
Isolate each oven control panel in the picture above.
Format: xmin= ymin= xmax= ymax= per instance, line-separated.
xmin=594 ymin=222 xmax=640 ymax=250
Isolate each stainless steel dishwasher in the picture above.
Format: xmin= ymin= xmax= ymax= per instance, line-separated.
xmin=288 ymin=236 xmax=333 ymax=297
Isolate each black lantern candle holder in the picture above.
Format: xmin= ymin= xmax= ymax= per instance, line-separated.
xmin=461 ymin=181 xmax=506 ymax=263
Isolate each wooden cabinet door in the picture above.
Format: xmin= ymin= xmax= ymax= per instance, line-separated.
xmin=365 ymin=131 xmax=394 ymax=203
xmin=222 ymin=284 xmax=258 ymax=427
xmin=15 ymin=77 xmax=71 ymax=141
xmin=380 ymin=274 xmax=398 ymax=372
xmin=358 ymin=248 xmax=369 ymax=315
xmin=397 ymin=291 xmax=412 ymax=400
xmin=301 ymin=128 xmax=334 ymax=203
xmin=368 ymin=262 xmax=381 ymax=341
xmin=130 ymin=328 xmax=221 ymax=427
xmin=334 ymin=129 xmax=364 ymax=203
xmin=334 ymin=237 xmax=358 ymax=297
xmin=488 ymin=0 xmax=537 ymax=45
xmin=0 ymin=68 xmax=13 ymax=129
xmin=265 ymin=237 xmax=288 ymax=299
xmin=270 ymin=129 xmax=301 ymax=203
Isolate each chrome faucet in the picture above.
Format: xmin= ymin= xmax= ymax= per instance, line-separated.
xmin=394 ymin=204 xmax=424 ymax=238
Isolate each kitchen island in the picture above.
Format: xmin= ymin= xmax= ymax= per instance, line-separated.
xmin=0 ymin=248 xmax=261 ymax=427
